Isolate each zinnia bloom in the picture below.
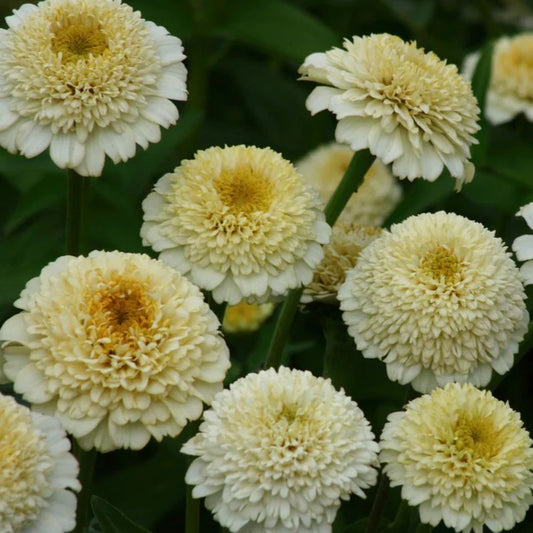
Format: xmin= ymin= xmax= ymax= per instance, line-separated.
xmin=0 ymin=392 xmax=80 ymax=533
xmin=464 ymin=33 xmax=533 ymax=124
xmin=299 ymin=34 xmax=480 ymax=186
xmin=0 ymin=251 xmax=230 ymax=452
xmin=182 ymin=367 xmax=379 ymax=533
xmin=513 ymin=202 xmax=533 ymax=284
xmin=222 ymin=301 xmax=274 ymax=334
xmin=141 ymin=145 xmax=331 ymax=305
xmin=302 ymin=223 xmax=382 ymax=303
xmin=0 ymin=0 xmax=187 ymax=176
xmin=380 ymin=383 xmax=533 ymax=533
xmin=296 ymin=143 xmax=402 ymax=226
xmin=338 ymin=211 xmax=528 ymax=392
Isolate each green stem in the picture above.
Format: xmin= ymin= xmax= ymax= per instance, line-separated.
xmin=66 ymin=169 xmax=86 ymax=256
xmin=415 ymin=524 xmax=433 ymax=533
xmin=72 ymin=443 xmax=97 ymax=533
xmin=364 ymin=474 xmax=390 ymax=533
xmin=185 ymin=475 xmax=200 ymax=533
xmin=388 ymin=500 xmax=410 ymax=532
xmin=264 ymin=150 xmax=374 ymax=369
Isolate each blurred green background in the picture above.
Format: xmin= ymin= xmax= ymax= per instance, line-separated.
xmin=1 ymin=0 xmax=533 ymax=531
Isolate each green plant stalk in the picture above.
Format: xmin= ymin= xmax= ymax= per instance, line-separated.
xmin=185 ymin=480 xmax=200 ymax=533
xmin=264 ymin=149 xmax=374 ymax=369
xmin=364 ymin=474 xmax=390 ymax=533
xmin=72 ymin=443 xmax=97 ymax=533
xmin=66 ymin=169 xmax=86 ymax=256
xmin=415 ymin=524 xmax=433 ymax=533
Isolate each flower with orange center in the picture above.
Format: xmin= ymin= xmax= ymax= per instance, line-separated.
xmin=0 ymin=251 xmax=230 ymax=452
xmin=222 ymin=301 xmax=274 ymax=334
xmin=141 ymin=145 xmax=331 ymax=305
xmin=0 ymin=0 xmax=187 ymax=176
xmin=380 ymin=383 xmax=533 ymax=532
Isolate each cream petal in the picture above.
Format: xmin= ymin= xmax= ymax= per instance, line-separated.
xmin=157 ymin=65 xmax=188 ymax=101
xmin=0 ymin=98 xmax=19 ymax=130
xmin=306 ymin=86 xmax=343 ymax=115
xmin=512 ymin=235 xmax=533 ymax=261
xmin=74 ymin=132 xmax=105 ymax=177
xmin=0 ymin=313 xmax=31 ymax=344
xmin=517 ymin=202 xmax=533 ymax=229
xmin=50 ymin=133 xmax=85 ymax=169
xmin=141 ymin=96 xmax=179 ymax=128
xmin=14 ymin=363 xmax=53 ymax=403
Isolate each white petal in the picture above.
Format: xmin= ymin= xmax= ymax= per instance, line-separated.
xmin=0 ymin=98 xmax=19 ymax=130
xmin=517 ymin=202 xmax=533 ymax=229
xmin=16 ymin=121 xmax=53 ymax=158
xmin=141 ymin=96 xmax=179 ymax=128
xmin=306 ymin=86 xmax=342 ymax=115
xmin=50 ymin=133 xmax=85 ymax=169
xmin=513 ymin=235 xmax=533 ymax=261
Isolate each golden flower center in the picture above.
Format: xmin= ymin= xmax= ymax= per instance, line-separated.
xmin=419 ymin=245 xmax=461 ymax=284
xmin=87 ymin=279 xmax=155 ymax=347
xmin=215 ymin=166 xmax=273 ymax=214
xmin=495 ymin=37 xmax=533 ymax=99
xmin=453 ymin=415 xmax=498 ymax=460
xmin=51 ymin=23 xmax=108 ymax=63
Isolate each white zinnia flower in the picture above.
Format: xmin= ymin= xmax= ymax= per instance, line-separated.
xmin=141 ymin=145 xmax=331 ymax=305
xmin=296 ymin=143 xmax=402 ymax=226
xmin=0 ymin=0 xmax=187 ymax=176
xmin=302 ymin=223 xmax=382 ymax=303
xmin=0 ymin=392 xmax=80 ymax=533
xmin=513 ymin=202 xmax=533 ymax=284
xmin=182 ymin=367 xmax=379 ymax=533
xmin=380 ymin=383 xmax=533 ymax=533
xmin=299 ymin=34 xmax=480 ymax=186
xmin=0 ymin=251 xmax=230 ymax=452
xmin=222 ymin=301 xmax=274 ymax=334
xmin=338 ymin=211 xmax=528 ymax=393
xmin=464 ymin=33 xmax=533 ymax=124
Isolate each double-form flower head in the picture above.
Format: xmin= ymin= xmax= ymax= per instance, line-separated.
xmin=513 ymin=201 xmax=533 ymax=284
xmin=141 ymin=145 xmax=331 ymax=305
xmin=182 ymin=367 xmax=379 ymax=533
xmin=338 ymin=211 xmax=528 ymax=392
xmin=299 ymin=33 xmax=480 ymax=186
xmin=0 ymin=392 xmax=80 ymax=533
xmin=0 ymin=0 xmax=187 ymax=176
xmin=0 ymin=251 xmax=230 ymax=452
xmin=380 ymin=383 xmax=533 ymax=533
xmin=222 ymin=301 xmax=274 ymax=334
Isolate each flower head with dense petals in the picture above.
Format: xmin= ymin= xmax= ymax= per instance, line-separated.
xmin=338 ymin=211 xmax=528 ymax=392
xmin=380 ymin=383 xmax=533 ymax=533
xmin=299 ymin=34 xmax=480 ymax=186
xmin=222 ymin=301 xmax=274 ymax=334
xmin=182 ymin=367 xmax=379 ymax=533
xmin=513 ymin=202 xmax=533 ymax=284
xmin=464 ymin=33 xmax=533 ymax=124
xmin=296 ymin=143 xmax=402 ymax=226
xmin=0 ymin=0 xmax=187 ymax=176
xmin=0 ymin=392 xmax=80 ymax=533
xmin=141 ymin=145 xmax=331 ymax=305
xmin=0 ymin=251 xmax=230 ymax=452
xmin=303 ymin=223 xmax=382 ymax=303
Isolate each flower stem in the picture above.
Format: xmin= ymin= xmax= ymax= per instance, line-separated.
xmin=185 ymin=476 xmax=200 ymax=533
xmin=66 ymin=169 xmax=86 ymax=256
xmin=364 ymin=473 xmax=390 ymax=533
xmin=263 ymin=149 xmax=374 ymax=369
xmin=72 ymin=442 xmax=97 ymax=533
xmin=415 ymin=524 xmax=433 ymax=533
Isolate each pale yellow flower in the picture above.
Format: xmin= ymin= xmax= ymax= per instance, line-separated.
xmin=338 ymin=211 xmax=528 ymax=392
xmin=303 ymin=223 xmax=382 ymax=303
xmin=513 ymin=201 xmax=533 ymax=284
xmin=0 ymin=392 xmax=80 ymax=533
xmin=296 ymin=143 xmax=402 ymax=226
xmin=464 ymin=33 xmax=533 ymax=124
xmin=182 ymin=367 xmax=379 ymax=533
xmin=0 ymin=0 xmax=187 ymax=176
xmin=300 ymin=34 xmax=480 ymax=186
xmin=141 ymin=145 xmax=331 ymax=305
xmin=0 ymin=251 xmax=230 ymax=452
xmin=222 ymin=301 xmax=274 ymax=334
xmin=380 ymin=383 xmax=533 ymax=533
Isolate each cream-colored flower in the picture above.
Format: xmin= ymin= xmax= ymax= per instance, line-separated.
xmin=0 ymin=0 xmax=187 ymax=176
xmin=464 ymin=33 xmax=533 ymax=124
xmin=182 ymin=367 xmax=379 ymax=533
xmin=141 ymin=145 xmax=331 ymax=305
xmin=380 ymin=383 xmax=533 ymax=533
xmin=222 ymin=301 xmax=274 ymax=334
xmin=0 ymin=392 xmax=80 ymax=533
xmin=299 ymin=34 xmax=480 ymax=186
xmin=338 ymin=211 xmax=528 ymax=393
xmin=296 ymin=143 xmax=402 ymax=226
xmin=513 ymin=202 xmax=533 ymax=284
xmin=0 ymin=251 xmax=230 ymax=452
xmin=303 ymin=223 xmax=382 ymax=303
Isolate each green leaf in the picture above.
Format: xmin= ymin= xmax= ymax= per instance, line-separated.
xmin=484 ymin=141 xmax=533 ymax=190
xmin=218 ymin=0 xmax=339 ymax=62
xmin=380 ymin=0 xmax=435 ymax=29
xmin=91 ymin=496 xmax=151 ymax=533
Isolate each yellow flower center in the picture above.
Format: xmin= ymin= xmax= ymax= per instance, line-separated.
xmin=215 ymin=166 xmax=273 ymax=215
xmin=454 ymin=414 xmax=498 ymax=460
xmin=419 ymin=245 xmax=461 ymax=284
xmin=87 ymin=278 xmax=156 ymax=350
xmin=51 ymin=23 xmax=108 ymax=63
xmin=494 ymin=36 xmax=533 ymax=99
